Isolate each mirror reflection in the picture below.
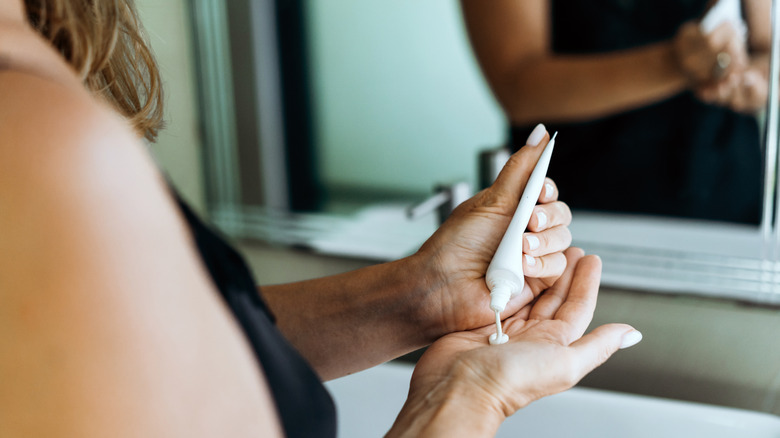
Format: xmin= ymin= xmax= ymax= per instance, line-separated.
xmin=302 ymin=0 xmax=771 ymax=225
xmin=462 ymin=0 xmax=769 ymax=224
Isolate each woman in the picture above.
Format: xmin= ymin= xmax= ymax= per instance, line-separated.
xmin=0 ymin=1 xmax=639 ymax=436
xmin=461 ymin=0 xmax=770 ymax=224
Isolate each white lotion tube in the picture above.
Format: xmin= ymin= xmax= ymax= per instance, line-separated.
xmin=487 ymin=132 xmax=556 ymax=345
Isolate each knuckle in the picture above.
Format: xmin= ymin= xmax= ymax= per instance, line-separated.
xmin=537 ymin=231 xmax=552 ymax=252
xmin=558 ymin=202 xmax=573 ymax=224
xmin=552 ymin=252 xmax=568 ymax=276
xmin=480 ymin=188 xmax=511 ymax=211
xmin=535 ymin=227 xmax=570 ymax=255
xmin=503 ymin=150 xmax=532 ymax=177
xmin=596 ymin=343 xmax=617 ymax=366
xmin=561 ymin=227 xmax=573 ymax=247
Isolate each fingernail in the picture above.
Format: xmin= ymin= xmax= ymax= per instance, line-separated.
xmin=544 ymin=183 xmax=554 ymax=199
xmin=526 ymin=123 xmax=546 ymax=147
xmin=536 ymin=211 xmax=547 ymax=228
xmin=619 ymin=330 xmax=643 ymax=349
xmin=525 ymin=254 xmax=536 ymax=267
xmin=526 ymin=234 xmax=540 ymax=250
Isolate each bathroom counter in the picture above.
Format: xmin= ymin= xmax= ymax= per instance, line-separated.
xmin=237 ymin=240 xmax=780 ymax=416
xmin=327 ymin=362 xmax=780 ymax=437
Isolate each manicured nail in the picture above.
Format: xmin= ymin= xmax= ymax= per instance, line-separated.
xmin=526 ymin=234 xmax=540 ymax=251
xmin=544 ymin=183 xmax=554 ymax=199
xmin=526 ymin=123 xmax=546 ymax=147
xmin=536 ymin=211 xmax=547 ymax=228
xmin=525 ymin=254 xmax=536 ymax=267
xmin=619 ymin=330 xmax=643 ymax=349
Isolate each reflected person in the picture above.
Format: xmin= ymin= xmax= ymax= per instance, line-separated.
xmin=461 ymin=0 xmax=770 ymax=224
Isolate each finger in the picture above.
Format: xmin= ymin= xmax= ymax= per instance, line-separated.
xmin=729 ymin=80 xmax=749 ymax=113
xmin=707 ymin=21 xmax=741 ymax=54
xmin=706 ymin=23 xmax=746 ymax=80
xmin=538 ymin=178 xmax=558 ymax=203
xmin=553 ymin=255 xmax=603 ymax=338
xmin=502 ymin=296 xmax=533 ymax=327
xmin=523 ymin=226 xmax=572 ymax=257
xmin=529 ymin=248 xmax=584 ymax=321
xmin=726 ymin=40 xmax=748 ymax=70
xmin=567 ymin=324 xmax=641 ymax=385
xmin=527 ymin=201 xmax=571 ymax=232
xmin=715 ymin=75 xmax=739 ymax=105
xmin=736 ymin=70 xmax=767 ymax=112
xmin=523 ymin=250 xmax=567 ymax=280
xmin=489 ymin=124 xmax=551 ymax=208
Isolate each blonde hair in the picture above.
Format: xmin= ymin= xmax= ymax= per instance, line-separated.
xmin=24 ymin=0 xmax=164 ymax=142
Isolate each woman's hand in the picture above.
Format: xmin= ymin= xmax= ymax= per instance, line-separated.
xmin=674 ymin=20 xmax=748 ymax=86
xmin=673 ymin=18 xmax=770 ymax=114
xmin=387 ymin=249 xmax=641 ymax=437
xmin=262 ymin=126 xmax=572 ymax=380
xmin=695 ymin=65 xmax=768 ymax=113
xmin=409 ymin=126 xmax=572 ymax=341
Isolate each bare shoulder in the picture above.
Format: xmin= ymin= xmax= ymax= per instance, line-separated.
xmin=0 ymin=71 xmax=155 ymax=214
xmin=0 ymin=73 xmax=281 ymax=436
xmin=0 ymin=0 xmax=24 ymax=23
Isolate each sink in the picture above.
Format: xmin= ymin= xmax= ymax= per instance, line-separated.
xmin=325 ymin=362 xmax=780 ymax=437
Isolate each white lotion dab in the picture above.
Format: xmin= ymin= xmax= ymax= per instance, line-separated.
xmin=486 ymin=132 xmax=557 ymax=345
xmin=488 ymin=310 xmax=509 ymax=345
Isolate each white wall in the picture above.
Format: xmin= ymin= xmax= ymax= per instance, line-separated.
xmin=137 ymin=0 xmax=206 ymax=214
xmin=307 ymin=0 xmax=505 ymax=196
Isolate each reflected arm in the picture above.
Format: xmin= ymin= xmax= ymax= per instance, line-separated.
xmin=459 ymin=0 xmax=689 ymax=125
xmin=745 ymin=0 xmax=771 ymax=83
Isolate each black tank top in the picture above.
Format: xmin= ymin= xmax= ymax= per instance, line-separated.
xmin=510 ymin=0 xmax=763 ymax=224
xmin=175 ymin=195 xmax=337 ymax=437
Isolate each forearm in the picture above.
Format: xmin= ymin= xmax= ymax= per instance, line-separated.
xmin=749 ymin=51 xmax=770 ymax=78
xmin=260 ymin=255 xmax=435 ymax=381
xmin=493 ymin=42 xmax=689 ymax=125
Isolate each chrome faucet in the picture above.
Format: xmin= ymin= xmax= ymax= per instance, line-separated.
xmin=406 ymin=181 xmax=471 ymax=225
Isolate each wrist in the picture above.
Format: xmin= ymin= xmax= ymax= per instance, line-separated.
xmin=402 ymin=249 xmax=451 ymax=343
xmin=387 ymin=374 xmax=504 ymax=438
xmin=663 ymin=40 xmax=697 ymax=89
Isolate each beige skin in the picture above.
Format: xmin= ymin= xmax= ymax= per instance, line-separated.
xmin=0 ymin=1 xmax=635 ymax=436
xmin=460 ymin=0 xmax=770 ymax=125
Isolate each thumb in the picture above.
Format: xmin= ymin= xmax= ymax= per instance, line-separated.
xmin=569 ymin=324 xmax=641 ymax=380
xmin=490 ymin=123 xmax=551 ymax=204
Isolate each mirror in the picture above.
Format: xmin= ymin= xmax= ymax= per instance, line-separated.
xmin=487 ymin=0 xmax=770 ymax=226
xmin=190 ymin=0 xmax=780 ymax=304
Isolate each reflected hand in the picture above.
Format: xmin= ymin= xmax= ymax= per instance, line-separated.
xmin=388 ymin=251 xmax=640 ymax=437
xmin=695 ymin=66 xmax=768 ymax=113
xmin=674 ymin=20 xmax=748 ymax=85
xmin=410 ymin=127 xmax=572 ymax=339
